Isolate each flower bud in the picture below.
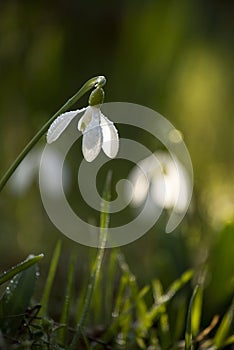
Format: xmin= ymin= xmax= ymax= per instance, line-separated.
xmin=89 ymin=87 xmax=105 ymax=106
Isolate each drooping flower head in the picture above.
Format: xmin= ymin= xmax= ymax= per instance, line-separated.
xmin=46 ymin=85 xmax=119 ymax=162
xmin=127 ymin=151 xmax=190 ymax=213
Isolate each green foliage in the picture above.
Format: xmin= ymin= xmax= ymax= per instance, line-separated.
xmin=0 ymin=219 xmax=232 ymax=349
xmin=0 ymin=254 xmax=43 ymax=336
xmin=0 ymin=254 xmax=44 ymax=287
xmin=0 ymin=246 xmax=233 ymax=349
xmin=0 ymin=267 xmax=37 ymax=335
xmin=58 ymin=252 xmax=76 ymax=346
xmin=214 ymin=297 xmax=234 ymax=348
xmin=185 ymin=285 xmax=199 ymax=350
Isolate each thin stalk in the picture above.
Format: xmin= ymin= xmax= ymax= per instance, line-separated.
xmin=38 ymin=240 xmax=62 ymax=319
xmin=185 ymin=285 xmax=199 ymax=350
xmin=0 ymin=75 xmax=106 ymax=192
xmin=68 ymin=172 xmax=111 ymax=350
xmin=58 ymin=251 xmax=76 ymax=345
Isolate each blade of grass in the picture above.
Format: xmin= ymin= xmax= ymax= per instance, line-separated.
xmin=162 ymin=269 xmax=194 ymax=304
xmin=152 ymin=279 xmax=171 ymax=348
xmin=91 ymin=253 xmax=103 ymax=325
xmin=185 ymin=285 xmax=199 ymax=350
xmin=104 ymin=248 xmax=119 ymax=323
xmin=172 ymin=297 xmax=187 ymax=342
xmin=223 ymin=335 xmax=234 ymax=347
xmin=191 ymin=285 xmax=203 ymax=337
xmin=0 ymin=264 xmax=39 ymax=334
xmin=121 ymin=280 xmax=150 ymax=349
xmin=58 ymin=251 xmax=76 ymax=346
xmin=119 ymin=271 xmax=141 ymax=347
xmin=144 ymin=269 xmax=194 ymax=329
xmin=214 ymin=296 xmax=234 ymax=348
xmin=75 ymin=279 xmax=88 ymax=326
xmin=68 ymin=172 xmax=112 ymax=350
xmin=38 ymin=240 xmax=62 ymax=318
xmin=135 ymin=285 xmax=150 ymax=344
xmin=112 ymin=273 xmax=129 ymax=319
xmin=103 ymin=277 xmax=150 ymax=347
xmin=112 ymin=268 xmax=193 ymax=335
xmin=82 ymin=332 xmax=91 ymax=350
xmin=0 ymin=254 xmax=44 ymax=286
xmin=118 ymin=293 xmax=132 ymax=348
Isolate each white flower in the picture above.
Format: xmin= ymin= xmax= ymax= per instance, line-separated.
xmin=127 ymin=151 xmax=190 ymax=213
xmin=9 ymin=147 xmax=70 ymax=197
xmin=46 ymin=105 xmax=119 ymax=162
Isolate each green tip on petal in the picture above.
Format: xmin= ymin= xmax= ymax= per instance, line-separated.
xmin=89 ymin=87 xmax=105 ymax=106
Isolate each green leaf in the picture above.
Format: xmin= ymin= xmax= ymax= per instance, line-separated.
xmin=191 ymin=285 xmax=203 ymax=336
xmin=58 ymin=252 xmax=76 ymax=346
xmin=152 ymin=279 xmax=171 ymax=348
xmin=112 ymin=273 xmax=129 ymax=319
xmin=119 ymin=292 xmax=133 ymax=347
xmin=0 ymin=254 xmax=44 ymax=286
xmin=165 ymin=269 xmax=194 ymax=302
xmin=105 ymin=248 xmax=119 ymax=323
xmin=0 ymin=264 xmax=38 ymax=334
xmin=145 ymin=269 xmax=194 ymax=330
xmin=223 ymin=335 xmax=234 ymax=347
xmin=214 ymin=297 xmax=234 ymax=348
xmin=38 ymin=240 xmax=62 ymax=318
xmin=185 ymin=285 xmax=200 ymax=350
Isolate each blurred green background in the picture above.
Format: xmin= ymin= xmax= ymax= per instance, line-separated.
xmin=0 ymin=0 xmax=233 ymax=327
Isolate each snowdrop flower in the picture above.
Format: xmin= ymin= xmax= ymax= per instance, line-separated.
xmin=46 ymin=87 xmax=119 ymax=162
xmin=127 ymin=151 xmax=190 ymax=213
xmin=9 ymin=147 xmax=70 ymax=197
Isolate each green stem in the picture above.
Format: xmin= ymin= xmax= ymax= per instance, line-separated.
xmin=68 ymin=172 xmax=111 ymax=350
xmin=0 ymin=75 xmax=106 ymax=192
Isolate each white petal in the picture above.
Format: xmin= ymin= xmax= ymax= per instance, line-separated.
xmin=150 ymin=152 xmax=189 ymax=212
xmin=100 ymin=114 xmax=119 ymax=158
xmin=77 ymin=106 xmax=92 ymax=132
xmin=127 ymin=165 xmax=149 ymax=206
xmin=47 ymin=109 xmax=85 ymax=143
xmin=40 ymin=148 xmax=71 ymax=197
xmin=9 ymin=148 xmax=41 ymax=196
xmin=82 ymin=109 xmax=102 ymax=162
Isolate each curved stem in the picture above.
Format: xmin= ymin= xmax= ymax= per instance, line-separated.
xmin=0 ymin=75 xmax=106 ymax=192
